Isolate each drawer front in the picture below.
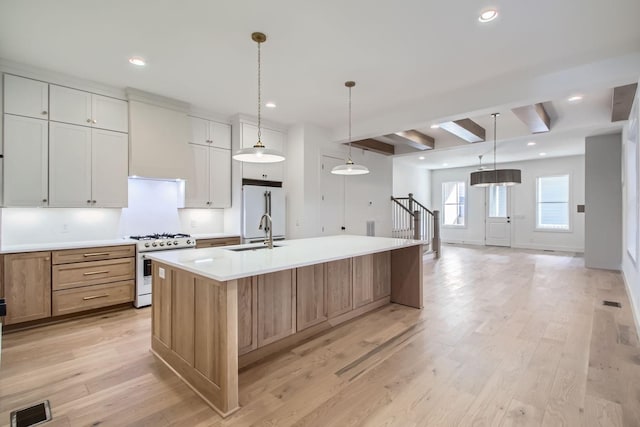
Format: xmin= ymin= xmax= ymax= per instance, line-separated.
xmin=52 ymin=280 xmax=134 ymax=316
xmin=53 ymin=258 xmax=135 ymax=290
xmin=195 ymin=237 xmax=241 ymax=249
xmin=52 ymin=245 xmax=135 ymax=264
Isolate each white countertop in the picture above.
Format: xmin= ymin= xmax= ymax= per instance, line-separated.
xmin=0 ymin=238 xmax=136 ymax=254
xmin=145 ymin=235 xmax=425 ymax=282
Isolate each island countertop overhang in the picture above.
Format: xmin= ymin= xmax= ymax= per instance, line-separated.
xmin=145 ymin=235 xmax=426 ymax=282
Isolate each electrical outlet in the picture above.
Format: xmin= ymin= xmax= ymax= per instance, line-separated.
xmin=159 ymin=268 xmax=165 ymax=279
xmin=61 ymin=224 xmax=70 ymax=233
xmin=191 ymin=220 xmax=197 ymax=228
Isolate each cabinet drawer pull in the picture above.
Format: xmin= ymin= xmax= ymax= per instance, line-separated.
xmin=83 ymin=294 xmax=109 ymax=300
xmin=83 ymin=252 xmax=110 ymax=257
xmin=83 ymin=270 xmax=109 ymax=276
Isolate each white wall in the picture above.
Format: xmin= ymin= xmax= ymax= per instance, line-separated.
xmin=392 ymin=159 xmax=432 ymax=208
xmin=622 ymin=104 xmax=640 ymax=336
xmin=285 ymin=123 xmax=393 ymax=239
xmin=1 ymin=178 xmax=224 ymax=245
xmin=431 ymin=155 xmax=585 ymax=252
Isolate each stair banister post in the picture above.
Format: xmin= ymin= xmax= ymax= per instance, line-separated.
xmin=432 ymin=210 xmax=441 ymax=259
xmin=413 ymin=210 xmax=421 ymax=240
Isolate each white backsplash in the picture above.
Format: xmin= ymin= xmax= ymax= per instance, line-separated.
xmin=1 ymin=178 xmax=225 ymax=245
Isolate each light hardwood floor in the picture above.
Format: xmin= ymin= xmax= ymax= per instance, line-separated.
xmin=1 ymin=244 xmax=639 ymax=426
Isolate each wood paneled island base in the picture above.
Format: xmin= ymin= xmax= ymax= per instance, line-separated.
xmin=148 ymin=236 xmax=424 ymax=417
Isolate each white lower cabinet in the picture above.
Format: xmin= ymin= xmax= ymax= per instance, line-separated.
xmin=185 ymin=144 xmax=231 ymax=208
xmin=49 ymin=122 xmax=128 ymax=207
xmin=3 ymin=114 xmax=49 ymax=206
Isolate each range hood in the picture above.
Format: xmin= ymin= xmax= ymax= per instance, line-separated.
xmin=127 ymin=89 xmax=190 ymax=180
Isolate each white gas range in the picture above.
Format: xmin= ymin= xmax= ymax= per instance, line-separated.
xmin=130 ymin=233 xmax=196 ymax=308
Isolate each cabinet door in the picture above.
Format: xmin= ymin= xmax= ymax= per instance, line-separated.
xmin=373 ymin=251 xmax=391 ymax=300
xmin=189 ymin=116 xmax=210 ymax=146
xmin=260 ymin=128 xmax=284 ymax=181
xmin=91 ymin=129 xmax=129 ymax=207
xmin=3 ymin=114 xmax=49 ymax=206
xmin=257 ymin=270 xmax=296 ymax=347
xmin=296 ymin=264 xmax=327 ymax=331
xmin=49 ymin=84 xmax=92 ymax=127
xmin=210 ymin=121 xmax=231 ymax=149
xmin=184 ymin=143 xmax=210 ymax=208
xmin=238 ymin=277 xmax=258 ymax=355
xmin=92 ymin=95 xmax=128 ymax=133
xmin=210 ymin=147 xmax=231 ymax=208
xmin=327 ymin=258 xmax=352 ymax=318
xmin=3 ymin=75 xmax=49 ymax=119
xmin=353 ymin=255 xmax=374 ymax=308
xmin=3 ymin=252 xmax=51 ymax=325
xmin=49 ymin=122 xmax=92 ymax=207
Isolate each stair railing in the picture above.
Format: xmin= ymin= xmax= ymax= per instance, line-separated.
xmin=390 ymin=193 xmax=440 ymax=258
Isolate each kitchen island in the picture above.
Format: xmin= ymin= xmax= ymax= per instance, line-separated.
xmin=146 ymin=235 xmax=425 ymax=417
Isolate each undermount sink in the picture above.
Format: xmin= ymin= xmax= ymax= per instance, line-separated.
xmin=227 ymin=245 xmax=281 ymax=252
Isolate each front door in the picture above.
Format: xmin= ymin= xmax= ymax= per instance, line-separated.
xmin=485 ymin=185 xmax=511 ymax=246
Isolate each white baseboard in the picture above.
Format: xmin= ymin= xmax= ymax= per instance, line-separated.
xmin=442 ymin=239 xmax=484 ymax=246
xmin=621 ymin=270 xmax=640 ymax=344
xmin=511 ymin=243 xmax=584 ymax=253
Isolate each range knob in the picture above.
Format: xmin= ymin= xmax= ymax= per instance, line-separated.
xmin=144 ymin=243 xmax=150 ymax=248
xmin=152 ymin=242 xmax=157 ymax=247
xmin=159 ymin=242 xmax=165 ymax=247
xmin=167 ymin=241 xmax=172 ymax=246
xmin=173 ymin=240 xmax=179 ymax=245
xmin=187 ymin=240 xmax=192 ymax=245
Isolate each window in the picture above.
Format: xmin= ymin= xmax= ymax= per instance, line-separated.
xmin=442 ymin=181 xmax=465 ymax=226
xmin=536 ymin=175 xmax=570 ymax=230
xmin=488 ymin=185 xmax=507 ymax=218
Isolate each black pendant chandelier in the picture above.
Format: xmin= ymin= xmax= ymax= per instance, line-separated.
xmin=470 ymin=113 xmax=521 ymax=187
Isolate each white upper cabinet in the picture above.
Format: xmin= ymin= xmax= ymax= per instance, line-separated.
xmin=3 ymin=74 xmax=49 ymax=120
xmin=49 ymin=122 xmax=128 ymax=207
xmin=49 ymin=122 xmax=92 ymax=207
xmin=91 ymin=129 xmax=129 ymax=207
xmin=184 ymin=144 xmax=231 ymax=209
xmin=210 ymin=147 xmax=231 ymax=207
xmin=189 ymin=116 xmax=231 ymax=149
xmin=241 ymin=123 xmax=285 ymax=182
xmin=3 ymin=114 xmax=49 ymax=206
xmin=92 ymin=94 xmax=128 ymax=133
xmin=50 ymin=84 xmax=128 ymax=133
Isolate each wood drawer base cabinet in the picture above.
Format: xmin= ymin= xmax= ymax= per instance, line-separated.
xmin=150 ymin=244 xmax=423 ymax=417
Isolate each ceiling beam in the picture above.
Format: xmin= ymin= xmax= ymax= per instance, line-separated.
xmin=612 ymin=83 xmax=637 ymax=122
xmin=439 ymin=119 xmax=485 ymax=143
xmin=382 ymin=130 xmax=434 ymax=150
xmin=348 ymin=138 xmax=395 ymax=156
xmin=511 ymin=103 xmax=551 ymax=133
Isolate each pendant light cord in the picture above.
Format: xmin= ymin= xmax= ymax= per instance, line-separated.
xmin=348 ymin=85 xmax=352 ymax=160
xmin=492 ymin=113 xmax=498 ymax=171
xmin=257 ymin=40 xmax=262 ymax=145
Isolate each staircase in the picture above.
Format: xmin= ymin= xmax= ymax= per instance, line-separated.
xmin=390 ymin=193 xmax=441 ymax=258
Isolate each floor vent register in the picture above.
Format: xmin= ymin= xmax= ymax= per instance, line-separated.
xmin=602 ymin=300 xmax=622 ymax=308
xmin=10 ymin=400 xmax=52 ymax=427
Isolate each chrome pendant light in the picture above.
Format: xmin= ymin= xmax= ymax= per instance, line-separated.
xmin=331 ymin=81 xmax=370 ymax=175
xmin=233 ymin=32 xmax=285 ymax=164
xmin=470 ymin=113 xmax=521 ymax=186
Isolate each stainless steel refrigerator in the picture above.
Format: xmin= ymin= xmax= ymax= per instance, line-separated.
xmin=242 ymin=185 xmax=286 ymax=243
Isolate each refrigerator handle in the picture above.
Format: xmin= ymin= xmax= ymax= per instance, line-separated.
xmin=267 ymin=191 xmax=272 ymax=216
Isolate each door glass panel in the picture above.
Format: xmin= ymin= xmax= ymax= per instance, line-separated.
xmin=488 ymin=186 xmax=507 ymax=218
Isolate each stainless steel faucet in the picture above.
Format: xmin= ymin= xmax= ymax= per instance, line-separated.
xmin=258 ymin=213 xmax=273 ymax=249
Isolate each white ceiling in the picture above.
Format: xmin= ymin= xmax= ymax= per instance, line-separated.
xmin=1 ymin=0 xmax=639 ymax=168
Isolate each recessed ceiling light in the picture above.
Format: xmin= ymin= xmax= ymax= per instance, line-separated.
xmin=430 ymin=124 xmax=440 ymax=129
xmin=568 ymin=95 xmax=583 ymax=102
xmin=478 ymin=9 xmax=498 ymax=23
xmin=539 ymin=152 xmax=547 ymax=156
xmin=419 ymin=156 xmax=425 ymax=160
xmin=527 ymin=141 xmax=536 ymax=146
xmin=442 ymin=163 xmax=449 ymax=166
xmin=128 ymin=57 xmax=146 ymax=66
xmin=265 ymin=102 xmax=277 ymax=108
